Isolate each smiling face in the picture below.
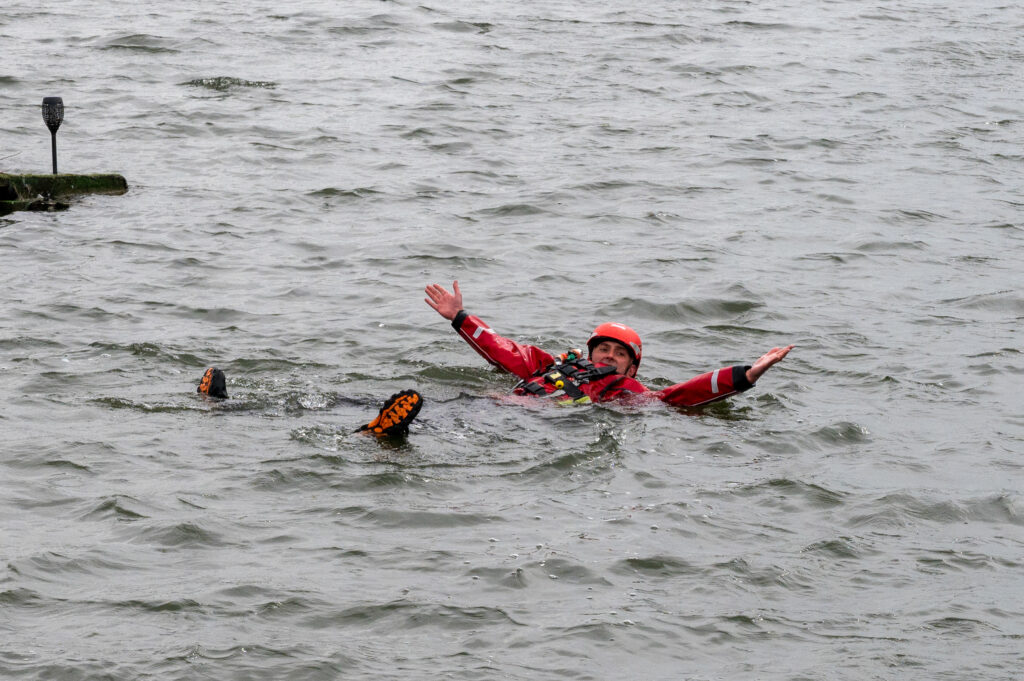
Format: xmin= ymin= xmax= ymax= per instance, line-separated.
xmin=589 ymin=340 xmax=637 ymax=377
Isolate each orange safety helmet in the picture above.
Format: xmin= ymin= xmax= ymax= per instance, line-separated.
xmin=587 ymin=322 xmax=642 ymax=368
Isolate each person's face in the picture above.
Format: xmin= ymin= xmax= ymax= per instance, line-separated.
xmin=590 ymin=340 xmax=636 ymax=377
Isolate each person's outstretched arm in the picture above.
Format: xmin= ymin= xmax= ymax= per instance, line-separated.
xmin=655 ymin=345 xmax=795 ymax=407
xmin=424 ymin=281 xmax=554 ymax=380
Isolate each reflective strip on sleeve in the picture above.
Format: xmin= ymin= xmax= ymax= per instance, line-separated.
xmin=711 ymin=368 xmax=720 ymax=394
xmin=472 ymin=326 xmax=490 ymax=339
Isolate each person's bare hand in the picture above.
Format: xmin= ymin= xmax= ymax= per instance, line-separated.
xmin=425 ymin=281 xmax=463 ymax=321
xmin=746 ymin=345 xmax=794 ymax=384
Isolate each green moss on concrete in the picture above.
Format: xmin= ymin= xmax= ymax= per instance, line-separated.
xmin=0 ymin=173 xmax=127 ymax=214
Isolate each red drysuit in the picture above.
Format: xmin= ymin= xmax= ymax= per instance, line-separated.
xmin=451 ymin=311 xmax=754 ymax=407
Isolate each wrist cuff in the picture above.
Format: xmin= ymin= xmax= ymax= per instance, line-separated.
xmin=733 ymin=365 xmax=754 ymax=391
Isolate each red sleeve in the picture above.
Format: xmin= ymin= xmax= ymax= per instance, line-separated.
xmin=653 ymin=365 xmax=754 ymax=407
xmin=452 ymin=311 xmax=555 ymax=381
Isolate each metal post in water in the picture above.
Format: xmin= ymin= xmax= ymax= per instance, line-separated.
xmin=41 ymin=97 xmax=64 ymax=174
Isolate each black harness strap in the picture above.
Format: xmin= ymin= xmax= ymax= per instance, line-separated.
xmin=517 ymin=380 xmax=547 ymax=397
xmin=514 ymin=353 xmax=618 ymax=402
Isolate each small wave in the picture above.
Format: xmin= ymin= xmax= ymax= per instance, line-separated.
xmin=809 ymin=421 xmax=872 ymax=445
xmin=216 ymin=583 xmax=309 ymax=601
xmin=182 ymin=384 xmax=343 ymax=417
xmin=307 ymin=186 xmax=382 ymax=200
xmin=569 ymin=180 xmax=639 ymax=192
xmin=249 ymin=467 xmax=342 ymax=493
xmin=614 ymin=555 xmax=697 ymax=577
xmin=942 ymin=290 xmax=1024 ymax=313
xmin=848 ymin=492 xmax=1023 ymax=528
xmin=289 ymin=424 xmax=427 ymax=456
xmin=801 ymin=536 xmax=868 ymax=560
xmin=924 ymin=616 xmax=998 ymax=634
xmin=184 ymin=77 xmax=277 ymax=91
xmin=168 ymin=643 xmax=303 ymax=664
xmin=32 ymin=454 xmax=87 ymax=473
xmin=858 ymin=11 xmax=907 ymax=22
xmin=513 ymin=431 xmax=627 ymax=477
xmin=254 ymin=596 xmax=321 ymax=619
xmin=889 ymin=209 xmax=948 ymax=223
xmin=8 ymin=549 xmax=139 ymax=582
xmin=723 ymin=21 xmax=803 ymax=30
xmin=523 ymin=557 xmax=611 ymax=585
xmin=968 ymin=347 xmax=1022 ymax=359
xmin=715 ymin=556 xmax=816 ymax=590
xmin=93 ymin=397 xmax=200 ymax=414
xmin=130 ymin=521 xmax=230 ymax=548
xmin=432 ymin=20 xmax=493 ymax=34
xmin=815 ymin=192 xmax=856 ymax=205
xmin=617 ymin=296 xmax=763 ymax=321
xmin=475 ymin=203 xmax=551 ymax=217
xmin=466 ymin=565 xmax=532 ymax=589
xmin=797 ymin=252 xmax=867 ymax=264
xmin=229 ymin=357 xmax=332 ymax=373
xmin=0 ymin=335 xmax=64 ymax=351
xmin=100 ymin=33 xmax=179 ymax=53
xmin=113 ymin=597 xmax=205 ymax=613
xmin=670 ymin=63 xmax=720 ymax=76
xmin=300 ymin=599 xmax=520 ymax=630
xmin=916 ymin=548 xmax=1019 ymax=573
xmin=0 ymin=587 xmax=43 ymax=606
xmin=427 ymin=141 xmax=474 ymax=153
xmin=513 ymin=448 xmax=607 ymax=478
xmin=351 ymin=508 xmax=500 ymax=529
xmin=325 ymin=13 xmax=412 ymax=35
xmin=713 ymin=478 xmax=847 ymax=510
xmin=80 ymin=496 xmax=148 ymax=521
xmin=87 ymin=341 xmax=205 ymax=366
xmin=853 ymin=239 xmax=928 ymax=253
xmin=327 ymin=25 xmax=393 ymax=36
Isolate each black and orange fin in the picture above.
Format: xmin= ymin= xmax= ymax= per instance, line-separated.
xmin=356 ymin=390 xmax=422 ymax=436
xmin=197 ymin=367 xmax=229 ymax=399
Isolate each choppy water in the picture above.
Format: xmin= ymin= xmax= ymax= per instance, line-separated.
xmin=2 ymin=1 xmax=1023 ymax=679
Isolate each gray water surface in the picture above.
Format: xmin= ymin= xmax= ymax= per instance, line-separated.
xmin=2 ymin=1 xmax=1022 ymax=679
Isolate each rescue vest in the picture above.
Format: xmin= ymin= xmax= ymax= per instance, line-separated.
xmin=512 ymin=349 xmax=627 ymax=404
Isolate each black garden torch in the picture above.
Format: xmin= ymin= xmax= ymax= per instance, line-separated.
xmin=41 ymin=96 xmax=64 ymax=174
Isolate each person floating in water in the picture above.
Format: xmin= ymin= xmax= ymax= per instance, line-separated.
xmin=425 ymin=280 xmax=793 ymax=407
xmin=196 ymin=367 xmax=423 ymax=437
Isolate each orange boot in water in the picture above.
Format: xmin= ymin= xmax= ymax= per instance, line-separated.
xmin=356 ymin=390 xmax=422 ymax=436
xmin=197 ymin=367 xmax=229 ymax=399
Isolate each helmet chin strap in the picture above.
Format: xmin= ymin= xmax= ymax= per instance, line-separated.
xmin=588 ymin=339 xmax=638 ymax=377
